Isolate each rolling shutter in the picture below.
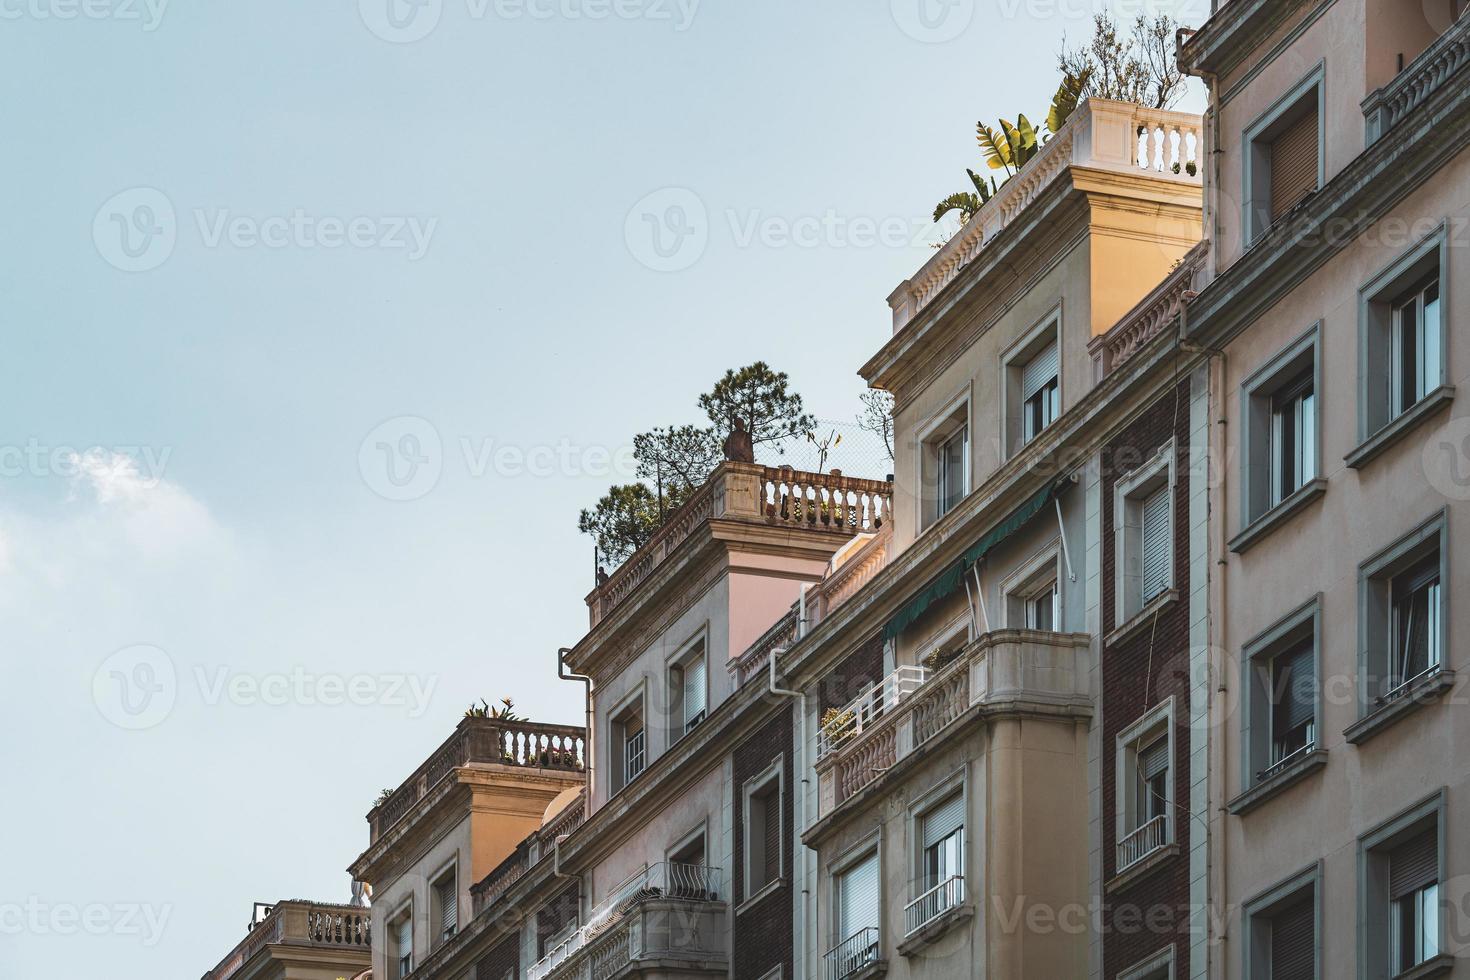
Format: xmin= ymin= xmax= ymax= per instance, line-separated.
xmin=438 ymin=877 xmax=458 ymax=938
xmin=763 ymin=786 xmax=782 ymax=884
xmin=683 ymin=654 xmax=707 ymax=728
xmin=1270 ymin=895 xmax=1315 ymax=980
xmin=1390 ymin=828 xmax=1439 ymax=900
xmin=838 ymin=852 xmax=880 ymax=940
xmin=1140 ymin=486 xmax=1171 ymax=600
xmin=922 ymin=793 xmax=965 ymax=849
xmin=1271 ymin=107 xmax=1319 ymax=221
xmin=1022 ymin=340 xmax=1060 ymax=402
xmin=1276 ymin=644 xmax=1316 ymax=733
xmin=1139 ymin=737 xmax=1169 ymax=782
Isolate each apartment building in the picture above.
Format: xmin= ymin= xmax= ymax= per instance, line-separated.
xmin=1179 ymin=2 xmax=1470 ymax=979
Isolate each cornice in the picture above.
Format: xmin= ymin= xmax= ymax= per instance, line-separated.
xmin=1178 ymin=0 xmax=1317 ymax=80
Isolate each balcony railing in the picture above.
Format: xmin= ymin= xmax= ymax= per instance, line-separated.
xmin=527 ymin=862 xmax=724 ymax=980
xmin=587 ymin=463 xmax=892 ymax=627
xmin=1115 ymin=814 xmax=1169 ymax=874
xmin=202 ymin=901 xmax=371 ymax=980
xmin=889 ymin=100 xmax=1203 ymax=333
xmin=1257 ymin=739 xmax=1316 ymax=783
xmin=1364 ymin=10 xmax=1470 ymax=144
xmin=824 ymin=927 xmax=880 ymax=980
xmin=1088 ymin=241 xmax=1207 ymax=377
xmin=816 ymin=666 xmax=930 ymax=758
xmin=904 ymin=875 xmax=965 ymax=936
xmin=816 ymin=630 xmax=1092 ymax=816
xmin=370 ymin=717 xmax=586 ymax=842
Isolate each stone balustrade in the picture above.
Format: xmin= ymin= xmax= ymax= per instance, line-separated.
xmin=1088 ymin=241 xmax=1208 ymax=377
xmin=201 ymin=901 xmax=371 ymax=980
xmin=1364 ymin=11 xmax=1470 ymax=144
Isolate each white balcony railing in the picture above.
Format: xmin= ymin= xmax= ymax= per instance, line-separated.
xmin=824 ymin=927 xmax=880 ymax=980
xmin=904 ymin=875 xmax=965 ymax=936
xmin=816 ymin=666 xmax=929 ymax=758
xmin=1115 ymin=815 xmax=1169 ymax=873
xmin=527 ymin=863 xmax=722 ymax=980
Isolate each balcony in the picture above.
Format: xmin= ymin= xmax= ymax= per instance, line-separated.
xmin=201 ymin=901 xmax=370 ymax=980
xmin=904 ymin=875 xmax=966 ymax=938
xmin=1115 ymin=814 xmax=1170 ymax=875
xmin=1364 ymin=10 xmax=1470 ymax=143
xmin=815 ymin=630 xmax=1092 ymax=816
xmin=369 ymin=717 xmax=585 ymax=842
xmin=888 ymin=100 xmax=1202 ymax=333
xmin=527 ymin=862 xmax=726 ymax=980
xmin=824 ymin=927 xmax=880 ymax=980
xmin=587 ymin=462 xmax=892 ymax=627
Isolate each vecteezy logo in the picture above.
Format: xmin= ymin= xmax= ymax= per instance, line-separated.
xmin=93 ymin=645 xmax=177 ymax=730
xmin=889 ymin=0 xmax=972 ymax=43
xmin=624 ymin=188 xmax=708 ymax=273
xmin=359 ymin=0 xmax=443 ymax=42
xmin=92 ymin=188 xmax=177 ymax=272
xmin=1423 ymin=416 xmax=1470 ymax=501
xmin=359 ymin=416 xmax=443 ymax=501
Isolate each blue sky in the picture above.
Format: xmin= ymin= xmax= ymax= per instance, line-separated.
xmin=0 ymin=0 xmax=1205 ymax=975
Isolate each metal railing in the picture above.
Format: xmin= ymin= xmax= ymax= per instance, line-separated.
xmin=1258 ymin=738 xmax=1316 ymax=782
xmin=904 ymin=875 xmax=965 ymax=936
xmin=527 ymin=862 xmax=722 ymax=980
xmin=1116 ymin=814 xmax=1169 ymax=873
xmin=824 ymin=927 xmax=880 ymax=980
xmin=817 ymin=666 xmax=929 ymax=758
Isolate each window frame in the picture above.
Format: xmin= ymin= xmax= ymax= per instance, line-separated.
xmin=1002 ymin=307 xmax=1063 ymax=458
xmin=1238 ymin=596 xmax=1324 ymax=799
xmin=387 ymin=901 xmax=414 ymax=980
xmin=1351 ymin=223 xmax=1452 ymax=468
xmin=906 ymin=771 xmax=968 ymax=931
xmin=608 ymin=685 xmax=648 ymax=794
xmin=1357 ymin=790 xmax=1447 ymax=980
xmin=667 ymin=628 xmax=710 ymax=743
xmin=829 ymin=831 xmax=883 ymax=965
xmin=741 ymin=757 xmax=785 ymax=905
xmin=1113 ymin=697 xmax=1176 ymax=873
xmin=1113 ymin=441 xmax=1177 ymax=628
xmin=1356 ymin=511 xmax=1449 ymax=720
xmin=1242 ymin=862 xmax=1322 ymax=980
xmin=1243 ymin=63 xmax=1325 ymax=245
xmin=915 ymin=388 xmax=971 ymax=530
xmin=430 ymin=857 xmax=459 ymax=949
xmin=1117 ymin=944 xmax=1176 ymax=980
xmin=1001 ymin=541 xmax=1063 ymax=632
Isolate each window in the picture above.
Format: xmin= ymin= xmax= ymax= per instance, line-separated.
xmin=432 ymin=866 xmax=458 ymax=947
xmin=743 ymin=763 xmax=783 ymax=899
xmin=1245 ymin=69 xmax=1322 ymax=243
xmin=907 ymin=790 xmax=964 ymax=934
xmin=1115 ymin=700 xmax=1173 ymax=875
xmin=1237 ymin=327 xmax=1322 ymax=544
xmin=668 ymin=828 xmax=713 ymax=900
xmin=1239 ymin=598 xmax=1323 ymax=800
xmin=611 ymin=696 xmax=646 ymax=792
xmin=1004 ymin=313 xmax=1061 ymax=457
xmin=1003 ymin=545 xmax=1063 ymax=633
xmin=388 ymin=907 xmax=413 ymax=980
xmin=1114 ymin=444 xmax=1175 ymax=625
xmin=917 ymin=394 xmax=970 ymax=529
xmin=1117 ymin=946 xmax=1175 ymax=980
xmin=1358 ymin=514 xmax=1447 ymax=714
xmin=1360 ymin=793 xmax=1444 ymax=977
xmin=1243 ymin=866 xmax=1318 ymax=980
xmin=670 ymin=640 xmax=708 ymax=739
xmin=829 ymin=849 xmax=880 ymax=980
xmin=1025 ymin=581 xmax=1058 ymax=631
xmin=1355 ymin=228 xmax=1449 ymax=462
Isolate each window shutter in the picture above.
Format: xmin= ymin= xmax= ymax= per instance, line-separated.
xmin=1270 ymin=895 xmax=1315 ymax=980
xmin=839 ymin=852 xmax=880 ymax=939
xmin=395 ymin=917 xmax=413 ymax=960
xmin=1021 ymin=340 xmax=1060 ymax=401
xmin=922 ymin=793 xmax=965 ymax=849
xmin=1390 ymin=828 xmax=1439 ymax=900
xmin=763 ymin=786 xmax=782 ymax=884
xmin=683 ymin=655 xmax=707 ymax=728
xmin=1140 ymin=486 xmax=1171 ymax=600
xmin=1271 ymin=107 xmax=1319 ymax=221
xmin=1139 ymin=736 xmax=1169 ymax=781
xmin=1277 ymin=644 xmax=1316 ymax=733
xmin=439 ymin=878 xmax=458 ymax=936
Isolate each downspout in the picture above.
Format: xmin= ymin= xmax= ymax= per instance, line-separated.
xmin=558 ymin=647 xmax=595 ymax=816
xmin=769 ymin=590 xmax=810 ymax=980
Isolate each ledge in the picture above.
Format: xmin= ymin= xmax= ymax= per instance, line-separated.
xmin=838 ymin=959 xmax=888 ymax=980
xmin=1228 ymin=479 xmax=1328 ymax=554
xmin=1225 ymin=748 xmax=1328 ymax=816
xmin=1344 ymin=668 xmax=1457 ymax=746
xmin=734 ymin=878 xmax=786 ymax=917
xmin=1105 ymin=842 xmax=1178 ymax=894
xmin=897 ymin=905 xmax=973 ymax=957
xmin=1393 ymin=953 xmax=1455 ymax=980
xmin=1345 ymin=386 xmax=1454 ymax=470
xmin=1104 ymin=589 xmax=1179 ymax=648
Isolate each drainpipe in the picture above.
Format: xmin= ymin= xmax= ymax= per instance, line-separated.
xmin=558 ymin=647 xmax=595 ymax=808
xmin=769 ymin=601 xmax=811 ymax=980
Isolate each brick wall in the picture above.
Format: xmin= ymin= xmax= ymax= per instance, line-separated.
xmin=732 ymin=703 xmax=794 ymax=980
xmin=1100 ymin=378 xmax=1193 ymax=978
xmin=475 ymin=933 xmax=519 ymax=980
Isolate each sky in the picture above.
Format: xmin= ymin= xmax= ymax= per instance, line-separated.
xmin=0 ymin=0 xmax=1206 ymax=975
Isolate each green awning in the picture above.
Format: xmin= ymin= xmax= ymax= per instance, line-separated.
xmin=882 ymin=477 xmax=1069 ymax=642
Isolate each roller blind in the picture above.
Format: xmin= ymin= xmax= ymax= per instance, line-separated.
xmin=838 ymin=852 xmax=880 ymax=939
xmin=922 ymin=793 xmax=965 ymax=849
xmin=1139 ymin=737 xmax=1169 ymax=781
xmin=1271 ymin=107 xmax=1319 ymax=221
xmin=763 ymin=786 xmax=782 ymax=884
xmin=438 ymin=877 xmax=458 ymax=937
xmin=1390 ymin=828 xmax=1439 ymax=900
xmin=394 ymin=916 xmax=413 ymax=959
xmin=683 ymin=654 xmax=707 ymax=728
xmin=1140 ymin=486 xmax=1171 ymax=600
xmin=1021 ymin=340 xmax=1060 ymax=401
xmin=1270 ymin=895 xmax=1315 ymax=980
xmin=1275 ymin=644 xmax=1316 ymax=732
